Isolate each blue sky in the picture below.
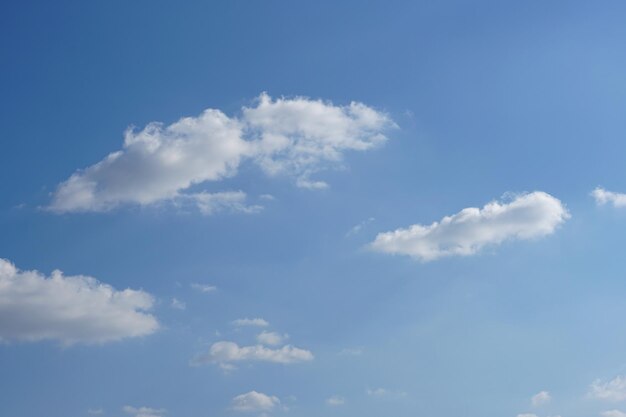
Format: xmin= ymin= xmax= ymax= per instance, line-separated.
xmin=2 ymin=1 xmax=626 ymax=417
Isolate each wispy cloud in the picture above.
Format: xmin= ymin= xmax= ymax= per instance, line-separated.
xmin=171 ymin=298 xmax=186 ymax=310
xmin=232 ymin=318 xmax=269 ymax=327
xmin=191 ymin=341 xmax=313 ymax=367
xmin=366 ymin=388 xmax=407 ymax=399
xmin=191 ymin=283 xmax=217 ymax=293
xmin=339 ymin=347 xmax=363 ymax=356
xmin=326 ymin=396 xmax=345 ymax=406
xmin=370 ymin=191 xmax=569 ymax=261
xmin=531 ymin=390 xmax=551 ymax=406
xmin=602 ymin=410 xmax=626 ymax=417
xmin=346 ymin=217 xmax=375 ymax=237
xmin=589 ymin=376 xmax=626 ymax=402
xmin=123 ymin=405 xmax=166 ymax=417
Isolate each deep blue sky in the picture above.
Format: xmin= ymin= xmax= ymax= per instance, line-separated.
xmin=2 ymin=1 xmax=626 ymax=417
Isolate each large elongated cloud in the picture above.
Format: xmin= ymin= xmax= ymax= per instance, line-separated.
xmin=370 ymin=192 xmax=569 ymax=261
xmin=48 ymin=93 xmax=394 ymax=213
xmin=0 ymin=258 xmax=158 ymax=344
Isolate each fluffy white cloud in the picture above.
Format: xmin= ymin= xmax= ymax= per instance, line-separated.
xmin=232 ymin=318 xmax=269 ymax=327
xmin=191 ymin=341 xmax=313 ymax=366
xmin=326 ymin=396 xmax=345 ymax=406
xmin=256 ymin=331 xmax=288 ymax=346
xmin=516 ymin=414 xmax=538 ymax=417
xmin=170 ymin=298 xmax=186 ymax=310
xmin=589 ymin=376 xmax=626 ymax=402
xmin=592 ymin=188 xmax=626 ymax=208
xmin=123 ymin=406 xmax=166 ymax=417
xmin=48 ymin=93 xmax=394 ymax=213
xmin=532 ymin=390 xmax=551 ymax=406
xmin=370 ymin=191 xmax=569 ymax=261
xmin=603 ymin=410 xmax=626 ymax=417
xmin=245 ymin=93 xmax=393 ymax=188
xmin=0 ymin=258 xmax=158 ymax=344
xmin=232 ymin=391 xmax=280 ymax=412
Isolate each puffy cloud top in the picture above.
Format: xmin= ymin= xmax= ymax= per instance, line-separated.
xmin=0 ymin=258 xmax=158 ymax=344
xmin=232 ymin=391 xmax=280 ymax=412
xmin=370 ymin=191 xmax=569 ymax=261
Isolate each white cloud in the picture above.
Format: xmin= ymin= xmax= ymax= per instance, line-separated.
xmin=171 ymin=298 xmax=186 ymax=310
xmin=589 ymin=376 xmax=626 ymax=402
xmin=326 ymin=396 xmax=345 ymax=406
xmin=370 ymin=191 xmax=569 ymax=261
xmin=191 ymin=341 xmax=313 ymax=366
xmin=232 ymin=391 xmax=280 ymax=413
xmin=232 ymin=318 xmax=269 ymax=327
xmin=87 ymin=409 xmax=104 ymax=415
xmin=191 ymin=283 xmax=217 ymax=293
xmin=123 ymin=406 xmax=166 ymax=417
xmin=48 ymin=93 xmax=394 ymax=213
xmin=602 ymin=410 xmax=626 ymax=417
xmin=592 ymin=188 xmax=626 ymax=208
xmin=0 ymin=258 xmax=158 ymax=345
xmin=517 ymin=414 xmax=539 ymax=417
xmin=245 ymin=93 xmax=394 ymax=185
xmin=532 ymin=390 xmax=551 ymax=406
xmin=257 ymin=331 xmax=288 ymax=346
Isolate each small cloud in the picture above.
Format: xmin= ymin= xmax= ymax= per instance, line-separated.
xmin=191 ymin=283 xmax=217 ymax=293
xmin=532 ymin=390 xmax=551 ymax=407
xmin=346 ymin=217 xmax=375 ymax=237
xmin=516 ymin=414 xmax=539 ymax=417
xmin=123 ymin=406 xmax=166 ymax=417
xmin=326 ymin=396 xmax=345 ymax=406
xmin=191 ymin=341 xmax=313 ymax=367
xmin=257 ymin=331 xmax=288 ymax=346
xmin=589 ymin=376 xmax=626 ymax=402
xmin=171 ymin=298 xmax=186 ymax=310
xmin=296 ymin=177 xmax=329 ymax=190
xmin=232 ymin=318 xmax=269 ymax=327
xmin=87 ymin=409 xmax=104 ymax=415
xmin=259 ymin=194 xmax=275 ymax=201
xmin=592 ymin=187 xmax=626 ymax=208
xmin=232 ymin=391 xmax=280 ymax=413
xmin=179 ymin=191 xmax=263 ymax=215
